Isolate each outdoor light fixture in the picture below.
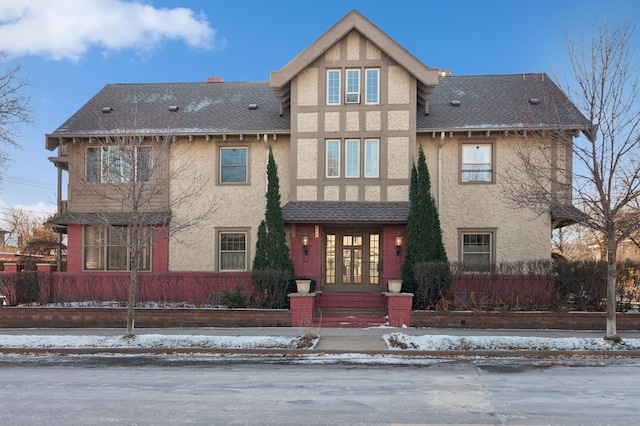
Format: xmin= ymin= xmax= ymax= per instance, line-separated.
xmin=395 ymin=232 xmax=403 ymax=256
xmin=301 ymin=231 xmax=310 ymax=255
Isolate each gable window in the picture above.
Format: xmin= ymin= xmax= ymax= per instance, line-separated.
xmin=220 ymin=147 xmax=248 ymax=183
xmin=84 ymin=225 xmax=151 ymax=271
xmin=327 ymin=70 xmax=341 ymax=105
xmin=461 ymin=231 xmax=493 ymax=268
xmin=364 ymin=139 xmax=379 ymax=177
xmin=219 ymin=231 xmax=247 ymax=271
xmin=365 ymin=69 xmax=380 ymax=104
xmin=345 ymin=69 xmax=360 ymax=103
xmin=326 ymin=140 xmax=340 ymax=178
xmin=345 ymin=139 xmax=360 ymax=178
xmin=461 ymin=143 xmax=493 ymax=183
xmin=86 ymin=146 xmax=152 ymax=183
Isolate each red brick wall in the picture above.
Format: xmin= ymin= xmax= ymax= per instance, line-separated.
xmin=291 ymin=225 xmax=323 ymax=288
xmin=382 ymin=225 xmax=406 ymax=290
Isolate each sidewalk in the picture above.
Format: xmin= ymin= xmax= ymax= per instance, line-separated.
xmin=2 ymin=327 xmax=640 ymax=356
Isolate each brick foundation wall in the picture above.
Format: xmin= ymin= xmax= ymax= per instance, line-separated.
xmin=0 ymin=307 xmax=291 ymax=328
xmin=2 ymin=308 xmax=638 ymax=330
xmin=411 ymin=311 xmax=640 ymax=330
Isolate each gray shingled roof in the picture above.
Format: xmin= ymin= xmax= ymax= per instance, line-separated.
xmin=418 ymin=74 xmax=590 ymax=131
xmin=49 ymin=81 xmax=290 ymax=137
xmin=48 ymin=212 xmax=171 ymax=226
xmin=48 ymin=73 xmax=589 ymax=149
xmin=282 ymin=202 xmax=409 ymax=223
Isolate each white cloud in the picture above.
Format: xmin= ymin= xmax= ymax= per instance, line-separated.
xmin=0 ymin=0 xmax=218 ymax=62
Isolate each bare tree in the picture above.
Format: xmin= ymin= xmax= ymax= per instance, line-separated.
xmin=67 ymin=102 xmax=218 ymax=337
xmin=499 ymin=22 xmax=640 ymax=340
xmin=0 ymin=52 xmax=31 ymax=170
xmin=4 ymin=208 xmax=57 ymax=251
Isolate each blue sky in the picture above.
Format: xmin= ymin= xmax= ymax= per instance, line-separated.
xmin=0 ymin=0 xmax=638 ymax=226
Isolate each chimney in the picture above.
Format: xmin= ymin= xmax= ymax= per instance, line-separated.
xmin=206 ymin=76 xmax=224 ymax=83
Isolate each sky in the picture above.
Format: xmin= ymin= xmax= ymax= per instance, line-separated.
xmin=0 ymin=0 xmax=638 ymax=229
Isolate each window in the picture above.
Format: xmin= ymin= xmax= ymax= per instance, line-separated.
xmin=345 ymin=140 xmax=360 ymax=178
xmin=345 ymin=69 xmax=360 ymax=103
xmin=327 ymin=70 xmax=341 ymax=105
xmin=326 ymin=140 xmax=340 ymax=178
xmin=219 ymin=232 xmax=247 ymax=271
xmin=365 ymin=69 xmax=379 ymax=104
xmin=364 ymin=139 xmax=379 ymax=177
xmin=84 ymin=226 xmax=151 ymax=271
xmin=461 ymin=232 xmax=493 ymax=267
xmin=325 ymin=139 xmax=379 ymax=179
xmin=220 ymin=147 xmax=247 ymax=183
xmin=86 ymin=146 xmax=152 ymax=183
xmin=462 ymin=144 xmax=493 ymax=182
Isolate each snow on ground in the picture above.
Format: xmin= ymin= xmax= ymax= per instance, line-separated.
xmin=383 ymin=332 xmax=640 ymax=351
xmin=0 ymin=334 xmax=316 ymax=350
xmin=1 ymin=332 xmax=640 ymax=351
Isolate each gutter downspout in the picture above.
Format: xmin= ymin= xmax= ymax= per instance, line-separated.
xmin=438 ymin=131 xmax=445 ymax=211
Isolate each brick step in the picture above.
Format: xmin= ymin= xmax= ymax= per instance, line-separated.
xmin=313 ymin=309 xmax=388 ymax=328
xmin=316 ymin=292 xmax=386 ymax=310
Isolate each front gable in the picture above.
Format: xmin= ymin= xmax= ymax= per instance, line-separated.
xmin=270 ymin=9 xmax=439 ymax=113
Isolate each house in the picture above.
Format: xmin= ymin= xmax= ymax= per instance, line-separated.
xmin=44 ymin=10 xmax=590 ymax=313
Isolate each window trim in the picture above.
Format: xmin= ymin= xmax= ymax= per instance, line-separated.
xmin=83 ymin=225 xmax=152 ymax=272
xmin=86 ymin=146 xmax=152 ymax=183
xmin=326 ymin=69 xmax=341 ymax=105
xmin=459 ymin=141 xmax=495 ymax=184
xmin=364 ymin=68 xmax=380 ymax=105
xmin=345 ymin=139 xmax=360 ymax=178
xmin=345 ymin=69 xmax=361 ymax=104
xmin=326 ymin=139 xmax=341 ymax=178
xmin=219 ymin=146 xmax=249 ymax=185
xmin=364 ymin=139 xmax=380 ymax=178
xmin=217 ymin=229 xmax=249 ymax=272
xmin=458 ymin=229 xmax=496 ymax=267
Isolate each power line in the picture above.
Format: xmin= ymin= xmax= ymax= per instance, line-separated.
xmin=0 ymin=174 xmax=55 ymax=190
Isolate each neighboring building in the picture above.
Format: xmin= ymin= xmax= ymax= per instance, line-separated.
xmin=45 ymin=11 xmax=590 ymax=304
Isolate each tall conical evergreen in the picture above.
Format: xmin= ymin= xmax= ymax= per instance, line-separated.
xmin=252 ymin=146 xmax=294 ymax=272
xmin=401 ymin=146 xmax=447 ymax=291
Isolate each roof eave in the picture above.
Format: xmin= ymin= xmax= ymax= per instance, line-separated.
xmin=270 ymin=10 xmax=439 ymax=93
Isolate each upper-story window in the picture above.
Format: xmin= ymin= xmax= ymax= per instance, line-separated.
xmin=345 ymin=139 xmax=360 ymax=178
xmin=220 ymin=147 xmax=248 ymax=184
xmin=461 ymin=143 xmax=493 ymax=183
xmin=364 ymin=139 xmax=379 ymax=177
xmin=345 ymin=69 xmax=360 ymax=104
xmin=365 ymin=69 xmax=380 ymax=104
xmin=327 ymin=70 xmax=341 ymax=105
xmin=326 ymin=68 xmax=380 ymax=105
xmin=326 ymin=140 xmax=341 ymax=178
xmin=326 ymin=139 xmax=379 ymax=179
xmin=86 ymin=146 xmax=152 ymax=183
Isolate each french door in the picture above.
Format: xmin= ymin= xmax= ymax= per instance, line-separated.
xmin=324 ymin=226 xmax=381 ymax=292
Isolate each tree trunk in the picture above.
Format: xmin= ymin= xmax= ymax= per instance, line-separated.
xmin=605 ymin=238 xmax=618 ymax=340
xmin=126 ymin=268 xmax=137 ymax=338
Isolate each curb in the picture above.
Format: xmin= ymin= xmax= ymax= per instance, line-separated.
xmin=3 ymin=347 xmax=640 ymax=358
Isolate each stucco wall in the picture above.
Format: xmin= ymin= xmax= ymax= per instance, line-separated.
xmin=419 ymin=134 xmax=552 ymax=263
xmin=168 ymin=136 xmax=290 ymax=272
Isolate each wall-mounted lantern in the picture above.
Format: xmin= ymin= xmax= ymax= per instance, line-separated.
xmin=301 ymin=231 xmax=310 ymax=256
xmin=395 ymin=232 xmax=403 ymax=256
